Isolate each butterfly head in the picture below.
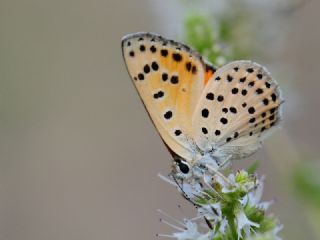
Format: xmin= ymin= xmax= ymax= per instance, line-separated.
xmin=171 ymin=154 xmax=224 ymax=205
xmin=173 ymin=158 xmax=192 ymax=178
xmin=172 ymin=153 xmax=223 ymax=180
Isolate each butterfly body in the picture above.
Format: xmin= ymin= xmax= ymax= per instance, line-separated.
xmin=122 ymin=32 xmax=283 ymax=175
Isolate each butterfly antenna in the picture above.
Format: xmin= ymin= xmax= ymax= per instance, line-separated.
xmin=219 ymin=156 xmax=232 ymax=170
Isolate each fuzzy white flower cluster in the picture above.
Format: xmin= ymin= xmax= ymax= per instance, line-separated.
xmin=159 ymin=170 xmax=282 ymax=240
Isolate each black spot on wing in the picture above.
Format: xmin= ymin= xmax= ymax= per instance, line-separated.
xmin=151 ymin=62 xmax=159 ymax=71
xmin=161 ymin=49 xmax=168 ymax=57
xmin=201 ymin=127 xmax=208 ymax=134
xmin=248 ymin=107 xmax=255 ymax=114
xmin=217 ymin=95 xmax=224 ymax=102
xmin=206 ymin=93 xmax=214 ymax=100
xmin=143 ymin=64 xmax=150 ymax=74
xmin=162 ymin=73 xmax=168 ymax=81
xmin=172 ymin=53 xmax=182 ymax=62
xmin=220 ymin=117 xmax=228 ymax=124
xmin=150 ymin=45 xmax=157 ymax=53
xmin=170 ymin=75 xmax=179 ymax=84
xmin=164 ymin=110 xmax=173 ymax=120
xmin=201 ymin=108 xmax=209 ymax=118
xmin=140 ymin=45 xmax=146 ymax=52
xmin=174 ymin=129 xmax=182 ymax=136
xmin=138 ymin=73 xmax=144 ymax=80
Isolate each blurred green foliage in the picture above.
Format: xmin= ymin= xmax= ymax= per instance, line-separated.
xmin=183 ymin=12 xmax=255 ymax=67
xmin=246 ymin=161 xmax=260 ymax=175
xmin=184 ymin=14 xmax=230 ymax=66
xmin=184 ymin=15 xmax=216 ymax=57
xmin=293 ymin=161 xmax=320 ymax=207
xmin=292 ymin=161 xmax=320 ymax=238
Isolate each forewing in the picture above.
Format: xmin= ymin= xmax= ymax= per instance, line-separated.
xmin=122 ymin=32 xmax=216 ymax=161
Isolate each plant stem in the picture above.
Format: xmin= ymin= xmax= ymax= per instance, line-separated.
xmin=227 ymin=213 xmax=238 ymax=239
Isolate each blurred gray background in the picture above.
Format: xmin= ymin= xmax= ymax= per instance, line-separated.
xmin=0 ymin=0 xmax=319 ymax=239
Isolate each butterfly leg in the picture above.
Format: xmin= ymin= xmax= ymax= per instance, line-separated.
xmin=170 ymin=173 xmax=202 ymax=207
xmin=217 ymin=155 xmax=232 ymax=170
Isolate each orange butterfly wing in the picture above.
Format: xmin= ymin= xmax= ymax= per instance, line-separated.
xmin=122 ymin=33 xmax=215 ymax=161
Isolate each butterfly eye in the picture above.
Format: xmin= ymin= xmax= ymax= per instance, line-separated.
xmin=178 ymin=161 xmax=190 ymax=174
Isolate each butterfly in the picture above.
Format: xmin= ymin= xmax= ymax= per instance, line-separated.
xmin=121 ymin=32 xmax=283 ymax=177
